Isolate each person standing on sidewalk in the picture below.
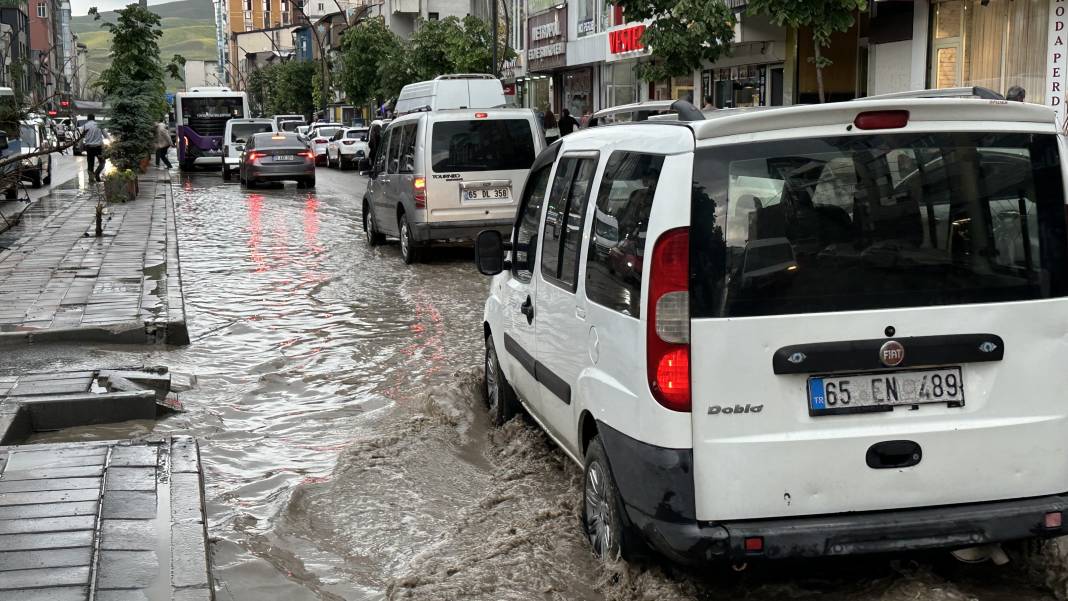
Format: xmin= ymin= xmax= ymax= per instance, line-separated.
xmin=559 ymin=109 xmax=580 ymax=136
xmin=154 ymin=120 xmax=172 ymax=169
xmin=80 ymin=114 xmax=104 ymax=182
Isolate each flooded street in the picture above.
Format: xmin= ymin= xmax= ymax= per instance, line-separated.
xmin=0 ymin=167 xmax=1062 ymax=600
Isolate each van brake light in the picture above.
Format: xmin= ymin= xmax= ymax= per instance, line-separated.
xmin=853 ymin=110 xmax=909 ymax=130
xmin=414 ymin=177 xmax=426 ymax=208
xmin=646 ymin=227 xmax=690 ymax=412
xmin=474 ymin=112 xmax=488 ymax=118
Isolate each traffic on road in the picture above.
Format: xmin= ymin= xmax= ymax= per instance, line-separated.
xmin=5 ymin=78 xmax=1068 ymax=601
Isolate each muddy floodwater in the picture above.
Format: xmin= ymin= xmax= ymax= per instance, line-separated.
xmin=2 ymin=168 xmax=1064 ymax=600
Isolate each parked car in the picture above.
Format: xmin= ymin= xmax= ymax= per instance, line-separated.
xmin=222 ymin=118 xmax=275 ymax=180
xmin=473 ymin=97 xmax=1068 ymax=566
xmin=238 ymin=131 xmax=315 ymax=189
xmin=18 ymin=119 xmax=52 ymax=188
xmin=325 ymin=127 xmax=369 ymax=169
xmin=362 ymin=108 xmax=543 ymax=264
xmin=306 ymin=123 xmax=342 ymax=165
xmin=278 ymin=119 xmax=303 ymax=133
xmin=273 ymin=114 xmax=305 ymax=131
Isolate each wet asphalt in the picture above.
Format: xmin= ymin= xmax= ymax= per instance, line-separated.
xmin=0 ymin=162 xmax=1061 ymax=601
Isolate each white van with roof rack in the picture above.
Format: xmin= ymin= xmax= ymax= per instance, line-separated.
xmin=362 ymin=75 xmax=543 ymax=264
xmin=474 ymin=96 xmax=1068 ymax=565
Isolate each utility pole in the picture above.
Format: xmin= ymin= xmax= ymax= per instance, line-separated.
xmin=490 ymin=0 xmax=497 ymax=77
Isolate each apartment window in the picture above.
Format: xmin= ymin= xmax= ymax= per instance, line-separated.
xmin=317 ymin=2 xmax=324 ymax=11
xmin=263 ymin=0 xmax=270 ymax=11
xmin=36 ymin=2 xmax=46 ymax=18
xmin=428 ymin=11 xmax=439 ymax=19
xmin=245 ymin=0 xmax=252 ymax=10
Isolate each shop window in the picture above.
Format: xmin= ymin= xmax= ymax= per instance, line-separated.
xmin=929 ymin=0 xmax=1047 ymax=103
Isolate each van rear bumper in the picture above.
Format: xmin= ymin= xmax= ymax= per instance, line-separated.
xmin=627 ymin=493 xmax=1068 ymax=564
xmin=411 ymin=219 xmax=511 ymax=242
xmin=600 ymin=423 xmax=1068 ymax=564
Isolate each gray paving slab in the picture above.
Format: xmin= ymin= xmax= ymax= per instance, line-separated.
xmin=0 ymin=437 xmax=212 ymax=600
xmin=0 ymin=547 xmax=92 ymax=570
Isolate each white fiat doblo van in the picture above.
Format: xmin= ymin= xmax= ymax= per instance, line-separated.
xmin=474 ymin=97 xmax=1068 ymax=564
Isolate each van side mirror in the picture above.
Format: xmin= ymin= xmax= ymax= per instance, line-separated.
xmin=475 ymin=230 xmax=509 ymax=275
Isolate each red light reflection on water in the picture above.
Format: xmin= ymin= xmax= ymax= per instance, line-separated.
xmin=246 ymin=194 xmax=265 ymax=271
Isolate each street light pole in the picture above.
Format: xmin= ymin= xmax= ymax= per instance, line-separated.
xmin=491 ymin=0 xmax=498 ymax=77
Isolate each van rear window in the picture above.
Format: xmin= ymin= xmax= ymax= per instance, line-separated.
xmin=430 ymin=119 xmax=535 ymax=172
xmin=691 ymin=132 xmax=1068 ymax=317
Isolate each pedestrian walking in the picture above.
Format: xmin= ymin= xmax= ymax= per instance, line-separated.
xmin=559 ymin=109 xmax=580 ymax=136
xmin=80 ymin=113 xmax=104 ymax=182
xmin=1007 ymin=86 xmax=1026 ymax=102
xmin=154 ymin=121 xmax=173 ymax=169
xmin=543 ymin=108 xmax=559 ymax=143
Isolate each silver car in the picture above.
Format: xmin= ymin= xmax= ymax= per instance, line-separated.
xmin=239 ymin=132 xmax=315 ymax=189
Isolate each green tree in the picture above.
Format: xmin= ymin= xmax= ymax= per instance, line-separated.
xmin=337 ymin=17 xmax=408 ymax=107
xmin=409 ymin=17 xmax=459 ymax=80
xmin=613 ymin=0 xmax=735 ymax=82
xmin=747 ymin=0 xmax=867 ymax=103
xmin=272 ymin=60 xmax=316 ymax=116
xmin=92 ymin=3 xmax=168 ymax=170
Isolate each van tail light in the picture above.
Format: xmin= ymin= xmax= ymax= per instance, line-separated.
xmin=646 ymin=227 xmax=690 ymax=412
xmin=246 ymin=151 xmax=265 ymax=162
xmin=413 ymin=177 xmax=426 ymax=208
xmin=853 ymin=110 xmax=909 ymax=130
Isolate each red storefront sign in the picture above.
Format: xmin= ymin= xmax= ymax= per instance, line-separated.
xmin=608 ymin=24 xmax=646 ymax=55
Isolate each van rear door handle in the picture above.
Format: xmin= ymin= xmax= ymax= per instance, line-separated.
xmin=520 ymin=296 xmax=534 ymax=324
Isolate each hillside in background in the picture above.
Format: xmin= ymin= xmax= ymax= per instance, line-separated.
xmin=72 ymin=0 xmax=217 ymax=93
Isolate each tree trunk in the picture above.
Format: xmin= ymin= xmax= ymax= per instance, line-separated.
xmin=814 ymin=39 xmax=825 ymax=104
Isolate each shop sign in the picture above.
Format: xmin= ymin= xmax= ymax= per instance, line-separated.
xmin=500 ymin=56 xmax=522 ymax=80
xmin=1048 ymin=0 xmax=1067 ymax=121
xmin=578 ymin=18 xmax=595 ymax=36
xmin=503 ymin=83 xmax=516 ymax=96
xmin=606 ymin=23 xmax=651 ymax=62
xmin=527 ymin=6 xmax=567 ymax=72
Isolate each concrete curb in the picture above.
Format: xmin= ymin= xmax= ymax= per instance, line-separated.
xmin=0 ymin=321 xmax=148 ymax=347
xmin=161 ymin=173 xmax=190 ymax=345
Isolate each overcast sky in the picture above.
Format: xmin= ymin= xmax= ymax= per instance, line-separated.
xmin=71 ymin=0 xmax=175 ymax=17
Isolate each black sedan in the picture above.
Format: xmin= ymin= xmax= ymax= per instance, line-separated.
xmin=239 ymin=132 xmax=316 ymax=189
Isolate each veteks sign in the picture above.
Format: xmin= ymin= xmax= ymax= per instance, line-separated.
xmin=606 ymin=23 xmax=651 ymax=62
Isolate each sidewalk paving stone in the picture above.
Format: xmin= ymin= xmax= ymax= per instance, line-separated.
xmin=0 ymin=174 xmax=188 ymax=345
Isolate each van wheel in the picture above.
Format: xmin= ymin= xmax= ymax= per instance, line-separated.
xmin=222 ymin=167 xmax=231 ymax=181
xmin=364 ymin=202 xmax=385 ymax=246
xmin=484 ymin=334 xmax=519 ymax=426
xmin=399 ymin=213 xmax=421 ymax=264
xmin=582 ymin=436 xmax=629 ymax=561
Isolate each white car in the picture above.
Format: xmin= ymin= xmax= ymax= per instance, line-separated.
xmin=222 ymin=118 xmax=275 ymax=180
xmin=325 ymin=127 xmax=369 ymax=169
xmin=474 ymin=97 xmax=1068 ymax=566
xmin=306 ymin=123 xmax=342 ymax=165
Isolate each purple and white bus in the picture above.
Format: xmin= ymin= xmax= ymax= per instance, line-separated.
xmin=175 ymin=88 xmax=249 ymax=171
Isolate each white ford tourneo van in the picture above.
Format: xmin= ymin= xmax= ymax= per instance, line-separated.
xmin=474 ymin=97 xmax=1068 ymax=564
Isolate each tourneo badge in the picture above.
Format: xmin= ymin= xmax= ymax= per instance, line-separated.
xmin=880 ymin=340 xmax=905 ymax=367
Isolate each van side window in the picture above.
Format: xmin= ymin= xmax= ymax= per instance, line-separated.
xmin=512 ymin=164 xmax=552 ymax=283
xmin=399 ymin=124 xmax=418 ymax=174
xmin=585 ymin=152 xmax=665 ymax=317
xmin=541 ymin=156 xmax=597 ymax=291
xmin=373 ymin=131 xmax=389 ymax=173
xmin=386 ymin=128 xmax=403 ymax=174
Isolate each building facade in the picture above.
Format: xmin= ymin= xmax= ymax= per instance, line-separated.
xmin=0 ymin=2 xmax=31 ymax=96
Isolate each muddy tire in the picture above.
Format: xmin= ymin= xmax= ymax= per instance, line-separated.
xmin=363 ymin=202 xmax=384 ymax=246
xmin=483 ymin=334 xmax=519 ymax=426
xmin=582 ymin=436 xmax=637 ymax=561
xmin=399 ymin=213 xmax=421 ymax=264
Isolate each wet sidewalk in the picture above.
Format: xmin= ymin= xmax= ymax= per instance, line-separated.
xmin=0 ymin=173 xmax=189 ymax=345
xmin=0 ymin=437 xmax=213 ymax=600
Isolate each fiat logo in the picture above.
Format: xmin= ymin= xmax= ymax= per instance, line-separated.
xmin=880 ymin=340 xmax=905 ymax=367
